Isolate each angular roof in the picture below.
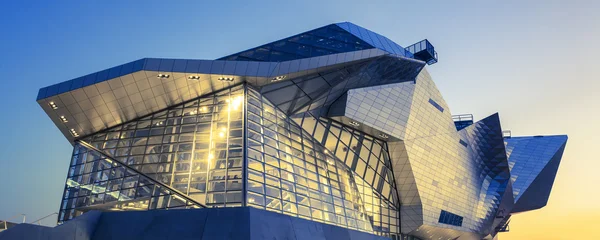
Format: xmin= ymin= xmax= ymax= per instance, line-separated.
xmin=459 ymin=113 xmax=512 ymax=231
xmin=219 ymin=22 xmax=414 ymax=62
xmin=505 ymin=135 xmax=568 ymax=201
xmin=36 ymin=22 xmax=430 ymax=142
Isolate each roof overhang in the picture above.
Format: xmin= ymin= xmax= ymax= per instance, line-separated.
xmin=37 ymin=49 xmax=425 ymax=143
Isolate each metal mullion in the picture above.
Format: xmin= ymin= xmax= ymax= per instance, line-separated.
xmin=204 ymin=95 xmax=217 ymax=206
xmin=119 ymin=123 xmax=149 ymax=204
xmin=167 ymin=117 xmax=181 ymax=208
xmin=258 ymin=92 xmax=267 ymax=206
xmin=76 ymin=140 xmax=206 ymax=209
xmin=223 ymin=88 xmax=233 ymax=205
xmin=57 ymin=144 xmax=80 ymax=224
xmin=145 ymin=122 xmax=163 ymax=208
xmin=242 ymin=84 xmax=248 ymax=207
xmin=382 ymin=142 xmax=402 ymax=237
xmin=185 ymin=103 xmax=200 ymax=197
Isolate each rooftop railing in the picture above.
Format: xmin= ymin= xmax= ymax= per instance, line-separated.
xmin=452 ymin=114 xmax=474 ymax=122
xmin=405 ymin=39 xmax=438 ymax=65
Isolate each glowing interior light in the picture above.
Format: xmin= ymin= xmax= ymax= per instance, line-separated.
xmin=229 ymin=95 xmax=243 ymax=111
xmin=69 ymin=128 xmax=79 ymax=137
xmin=218 ymin=77 xmax=234 ymax=82
xmin=49 ymin=101 xmax=58 ymax=110
xmin=271 ymin=75 xmax=286 ymax=82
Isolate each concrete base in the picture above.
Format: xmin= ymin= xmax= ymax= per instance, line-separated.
xmin=0 ymin=207 xmax=389 ymax=240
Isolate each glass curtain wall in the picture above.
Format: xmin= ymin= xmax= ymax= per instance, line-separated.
xmin=245 ymin=86 xmax=374 ymax=233
xmin=293 ymin=113 xmax=400 ymax=237
xmin=58 ymin=84 xmax=396 ymax=236
xmin=58 ymin=143 xmax=202 ymax=223
xmin=59 ymin=85 xmax=245 ymax=222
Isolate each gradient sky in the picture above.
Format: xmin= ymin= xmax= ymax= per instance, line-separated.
xmin=1 ymin=1 xmax=598 ymax=239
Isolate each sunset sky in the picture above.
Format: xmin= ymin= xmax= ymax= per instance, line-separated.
xmin=1 ymin=1 xmax=598 ymax=239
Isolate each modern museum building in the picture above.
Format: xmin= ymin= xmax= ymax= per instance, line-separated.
xmin=8 ymin=22 xmax=568 ymax=240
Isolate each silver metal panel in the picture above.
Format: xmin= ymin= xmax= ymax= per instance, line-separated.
xmin=38 ymin=50 xmax=394 ymax=143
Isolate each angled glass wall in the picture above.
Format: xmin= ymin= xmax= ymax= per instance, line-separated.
xmin=58 ymin=84 xmax=384 ymax=236
xmin=245 ymin=87 xmax=374 ymax=233
xmin=292 ymin=112 xmax=400 ymax=237
xmin=59 ymin=85 xmax=245 ymax=221
xmin=58 ymin=143 xmax=202 ymax=223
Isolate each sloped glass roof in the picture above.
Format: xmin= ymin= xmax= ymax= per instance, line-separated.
xmin=220 ymin=22 xmax=414 ymax=62
xmin=219 ymin=23 xmax=374 ymax=62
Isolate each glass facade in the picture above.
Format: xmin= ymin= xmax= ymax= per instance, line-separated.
xmin=220 ymin=23 xmax=374 ymax=62
xmin=58 ymin=84 xmax=389 ymax=235
xmin=40 ymin=22 xmax=568 ymax=240
xmin=245 ymin=87 xmax=374 ymax=233
xmin=293 ymin=113 xmax=400 ymax=236
xmin=58 ymin=142 xmax=202 ymax=222
xmin=81 ymin=85 xmax=245 ymax=206
xmin=59 ymin=86 xmax=245 ymax=222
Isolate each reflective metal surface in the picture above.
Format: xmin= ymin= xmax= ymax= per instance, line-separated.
xmin=38 ymin=22 xmax=568 ymax=240
xmin=505 ymin=135 xmax=567 ymax=213
xmin=245 ymin=86 xmax=374 ymax=234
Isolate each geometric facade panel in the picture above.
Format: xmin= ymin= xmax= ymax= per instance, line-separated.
xmin=289 ymin=111 xmax=401 ymax=236
xmin=505 ymin=136 xmax=568 ymax=213
xmin=504 ymin=135 xmax=568 ymax=202
xmin=244 ymin=86 xmax=376 ymax=234
xmin=458 ymin=113 xmax=511 ymax=236
xmin=37 ymin=22 xmax=568 ymax=240
xmin=342 ymin=81 xmax=415 ymax=139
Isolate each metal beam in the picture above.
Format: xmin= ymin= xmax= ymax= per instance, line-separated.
xmin=76 ymin=140 xmax=207 ymax=209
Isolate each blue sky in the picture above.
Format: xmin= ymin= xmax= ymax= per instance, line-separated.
xmin=1 ymin=1 xmax=598 ymax=237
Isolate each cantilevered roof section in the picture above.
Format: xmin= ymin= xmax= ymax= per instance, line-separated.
xmin=219 ymin=22 xmax=416 ymax=62
xmin=36 ymin=22 xmax=430 ymax=143
xmin=219 ymin=23 xmax=375 ymax=62
xmin=335 ymin=22 xmax=414 ymax=57
xmin=505 ymin=135 xmax=568 ymax=213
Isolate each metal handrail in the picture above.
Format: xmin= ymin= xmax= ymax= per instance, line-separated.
xmin=452 ymin=114 xmax=473 ymax=122
xmin=76 ymin=140 xmax=207 ymax=209
xmin=30 ymin=212 xmax=58 ymax=226
xmin=1 ymin=214 xmax=26 ymax=230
